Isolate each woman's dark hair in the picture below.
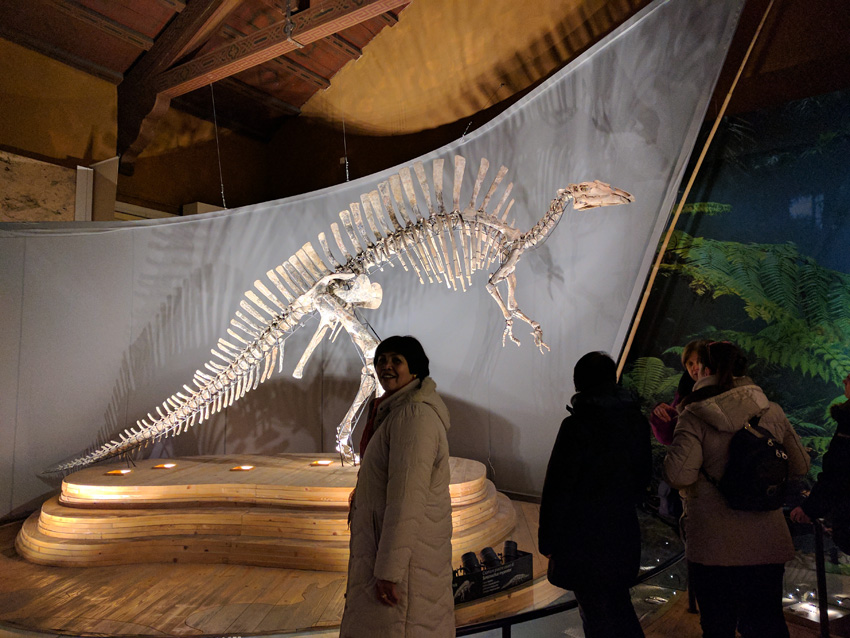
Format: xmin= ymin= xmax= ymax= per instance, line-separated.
xmin=573 ymin=351 xmax=617 ymax=393
xmin=375 ymin=335 xmax=430 ymax=379
xmin=697 ymin=341 xmax=748 ymax=391
xmin=681 ymin=338 xmax=711 ymax=367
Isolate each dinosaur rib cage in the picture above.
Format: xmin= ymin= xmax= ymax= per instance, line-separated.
xmin=47 ymin=156 xmax=532 ymax=473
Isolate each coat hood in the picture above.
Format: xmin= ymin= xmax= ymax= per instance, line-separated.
xmin=680 ymin=375 xmax=770 ymax=434
xmin=376 ymin=376 xmax=451 ymax=433
xmin=568 ymin=385 xmax=638 ymax=417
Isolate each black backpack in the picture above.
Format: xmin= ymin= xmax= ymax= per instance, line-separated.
xmin=702 ymin=415 xmax=790 ymax=511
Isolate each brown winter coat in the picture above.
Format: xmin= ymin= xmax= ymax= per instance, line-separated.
xmin=339 ymin=377 xmax=455 ymax=638
xmin=664 ymin=376 xmax=809 ymax=566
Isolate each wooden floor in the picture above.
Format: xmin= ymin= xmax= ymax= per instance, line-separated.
xmin=1 ymin=454 xmax=566 ymax=637
xmin=643 ymin=589 xmax=835 ymax=638
xmin=0 ymin=502 xmax=564 ymax=636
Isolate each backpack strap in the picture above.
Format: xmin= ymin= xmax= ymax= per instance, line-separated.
xmin=699 ymin=414 xmax=762 ymax=486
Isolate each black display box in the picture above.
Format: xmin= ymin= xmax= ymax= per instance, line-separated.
xmin=452 ymin=549 xmax=533 ymax=604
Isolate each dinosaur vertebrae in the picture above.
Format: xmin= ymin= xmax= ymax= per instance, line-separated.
xmin=320 ymin=156 xmax=521 ymax=290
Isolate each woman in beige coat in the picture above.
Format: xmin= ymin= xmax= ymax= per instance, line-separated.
xmin=664 ymin=341 xmax=809 ymax=638
xmin=340 ymin=336 xmax=454 ymax=638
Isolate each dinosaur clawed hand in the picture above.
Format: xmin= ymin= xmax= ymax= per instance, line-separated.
xmin=502 ymin=320 xmax=522 ymax=347
xmin=532 ymin=326 xmax=550 ymax=354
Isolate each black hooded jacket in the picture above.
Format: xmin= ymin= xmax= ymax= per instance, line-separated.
xmin=538 ymin=386 xmax=651 ymax=590
xmin=802 ymin=400 xmax=850 ymax=522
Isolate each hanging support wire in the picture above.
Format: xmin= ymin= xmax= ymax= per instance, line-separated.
xmin=462 ymin=82 xmax=505 ymax=141
xmin=616 ymin=0 xmax=776 ymax=379
xmin=342 ymin=118 xmax=350 ymax=182
xmin=210 ymin=83 xmax=227 ymax=209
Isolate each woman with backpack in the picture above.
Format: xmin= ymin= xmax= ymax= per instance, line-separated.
xmin=664 ymin=341 xmax=809 ymax=638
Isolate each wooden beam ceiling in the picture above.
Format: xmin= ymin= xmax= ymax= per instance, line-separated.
xmin=155 ymin=0 xmax=408 ymax=97
xmin=45 ymin=0 xmax=155 ymax=51
xmin=119 ymin=0 xmax=408 ymax=174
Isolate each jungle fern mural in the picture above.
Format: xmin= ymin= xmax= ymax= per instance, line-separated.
xmin=623 ymin=89 xmax=850 ymax=479
xmin=624 ymin=226 xmax=850 ymax=474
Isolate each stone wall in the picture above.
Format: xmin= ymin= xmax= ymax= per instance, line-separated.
xmin=0 ymin=150 xmax=75 ymax=222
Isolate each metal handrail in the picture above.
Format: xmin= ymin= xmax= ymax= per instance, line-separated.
xmin=456 ymin=544 xmax=686 ymax=637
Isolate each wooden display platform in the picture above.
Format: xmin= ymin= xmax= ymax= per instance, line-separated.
xmin=1 ymin=496 xmax=566 ymax=637
xmin=16 ymin=454 xmax=514 ymax=571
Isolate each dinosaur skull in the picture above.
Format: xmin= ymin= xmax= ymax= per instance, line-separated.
xmin=567 ymin=180 xmax=634 ymax=210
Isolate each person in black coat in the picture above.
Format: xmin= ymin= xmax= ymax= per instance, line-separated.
xmin=538 ymin=351 xmax=652 ymax=638
xmin=790 ymin=372 xmax=850 ymax=552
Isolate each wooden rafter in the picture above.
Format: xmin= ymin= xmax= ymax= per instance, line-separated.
xmin=219 ymin=77 xmax=301 ymax=116
xmin=154 ymin=0 xmax=409 ymax=98
xmin=376 ymin=10 xmax=400 ymax=26
xmin=327 ymin=34 xmax=362 ymax=59
xmin=120 ymin=0 xmax=408 ymax=172
xmin=118 ymin=0 xmax=245 ymax=172
xmin=45 ymin=0 xmax=154 ymax=51
xmin=0 ymin=23 xmax=123 ymax=84
xmin=154 ymin=0 xmax=186 ymax=12
xmin=221 ymin=24 xmax=331 ymax=90
xmin=130 ymin=0 xmax=244 ymax=80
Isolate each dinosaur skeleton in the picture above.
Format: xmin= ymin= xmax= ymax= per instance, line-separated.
xmin=47 ymin=156 xmax=633 ymax=472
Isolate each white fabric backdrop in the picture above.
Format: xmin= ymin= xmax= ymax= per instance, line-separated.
xmin=0 ymin=0 xmax=744 ymax=516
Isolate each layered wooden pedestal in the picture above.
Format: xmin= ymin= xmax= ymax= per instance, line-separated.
xmin=17 ymin=454 xmax=516 ymax=571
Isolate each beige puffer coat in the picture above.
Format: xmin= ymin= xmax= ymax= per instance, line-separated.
xmin=664 ymin=376 xmax=809 ymax=566
xmin=340 ymin=377 xmax=455 ymax=638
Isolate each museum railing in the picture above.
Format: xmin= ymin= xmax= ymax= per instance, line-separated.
xmin=456 ymin=505 xmax=686 ymax=637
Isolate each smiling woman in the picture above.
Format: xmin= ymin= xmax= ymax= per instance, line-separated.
xmin=341 ymin=335 xmax=455 ymax=638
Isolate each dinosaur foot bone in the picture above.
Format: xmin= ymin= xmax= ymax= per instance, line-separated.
xmin=501 ymin=319 xmax=521 ymax=347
